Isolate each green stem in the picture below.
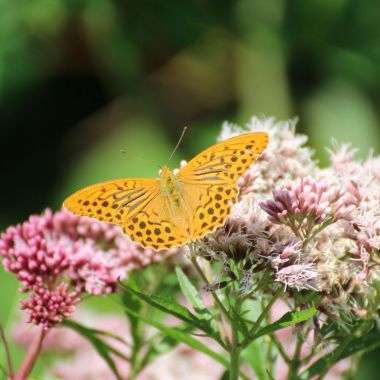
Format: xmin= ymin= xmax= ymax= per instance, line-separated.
xmin=302 ymin=220 xmax=333 ymax=247
xmin=264 ymin=304 xmax=274 ymax=374
xmin=128 ymin=262 xmax=170 ymax=378
xmin=190 ymin=255 xmax=230 ymax=319
xmin=229 ymin=298 xmax=242 ymax=380
xmin=287 ymin=333 xmax=303 ymax=380
xmin=270 ymin=333 xmax=291 ymax=365
xmin=299 ymin=325 xmax=314 ymax=365
xmin=0 ymin=324 xmax=13 ymax=378
xmin=129 ymin=335 xmax=143 ymax=380
xmin=230 ymin=345 xmax=241 ymax=380
xmin=189 ymin=251 xmax=231 ymax=348
xmin=189 ymin=246 xmax=252 ymax=380
xmin=288 ymin=216 xmax=303 ymax=239
xmin=240 ymin=288 xmax=282 ymax=348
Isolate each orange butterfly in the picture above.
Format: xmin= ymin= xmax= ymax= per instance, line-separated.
xmin=63 ymin=132 xmax=269 ymax=251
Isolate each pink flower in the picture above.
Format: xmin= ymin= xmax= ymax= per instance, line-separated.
xmin=0 ymin=209 xmax=173 ymax=328
xmin=20 ymin=283 xmax=80 ymax=329
xmin=0 ymin=213 xmax=71 ymax=291
xmin=260 ymin=177 xmax=357 ymax=234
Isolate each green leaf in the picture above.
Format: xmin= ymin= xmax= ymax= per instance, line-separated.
xmin=120 ymin=283 xmax=216 ymax=337
xmin=300 ymin=327 xmax=380 ymax=379
xmin=121 ymin=301 xmax=229 ymax=368
xmin=62 ymin=320 xmax=123 ymax=380
xmin=251 ymin=307 xmax=317 ymax=341
xmin=140 ymin=324 xmax=192 ymax=368
xmin=175 ymin=267 xmax=212 ymax=320
xmin=241 ymin=338 xmax=267 ymax=380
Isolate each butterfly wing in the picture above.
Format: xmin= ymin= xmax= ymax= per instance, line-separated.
xmin=178 ymin=132 xmax=269 ymax=183
xmin=178 ymin=181 xmax=239 ymax=239
xmin=121 ymin=192 xmax=191 ymax=251
xmin=177 ymin=132 xmax=268 ymax=238
xmin=63 ymin=178 xmax=161 ymax=225
xmin=64 ymin=178 xmax=191 ymax=250
xmin=63 ymin=132 xmax=269 ymax=250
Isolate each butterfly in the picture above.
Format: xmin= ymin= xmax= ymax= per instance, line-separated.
xmin=63 ymin=132 xmax=269 ymax=251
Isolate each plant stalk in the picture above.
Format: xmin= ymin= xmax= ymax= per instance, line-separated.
xmin=190 ymin=251 xmax=231 ymax=348
xmin=287 ymin=332 xmax=303 ymax=380
xmin=240 ymin=288 xmax=281 ymax=348
xmin=229 ymin=296 xmax=243 ymax=380
xmin=229 ymin=344 xmax=241 ymax=380
xmin=0 ymin=324 xmax=14 ymax=378
xmin=14 ymin=326 xmax=46 ymax=380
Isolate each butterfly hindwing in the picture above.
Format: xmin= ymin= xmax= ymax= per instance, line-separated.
xmin=63 ymin=178 xmax=160 ymax=225
xmin=122 ymin=192 xmax=191 ymax=250
xmin=179 ymin=181 xmax=238 ymax=239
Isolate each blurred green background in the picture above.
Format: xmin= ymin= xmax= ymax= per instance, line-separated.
xmin=1 ymin=0 xmax=380 ymax=378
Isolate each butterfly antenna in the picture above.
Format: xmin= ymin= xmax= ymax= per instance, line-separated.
xmin=167 ymin=126 xmax=187 ymax=165
xmin=120 ymin=150 xmax=160 ymax=169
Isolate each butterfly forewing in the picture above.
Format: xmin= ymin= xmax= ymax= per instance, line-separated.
xmin=176 ymin=132 xmax=268 ymax=239
xmin=63 ymin=178 xmax=160 ymax=224
xmin=177 ymin=132 xmax=269 ymax=183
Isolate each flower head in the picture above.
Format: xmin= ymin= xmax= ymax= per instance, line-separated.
xmin=20 ymin=283 xmax=80 ymax=329
xmin=260 ymin=176 xmax=357 ymax=237
xmin=0 ymin=209 xmax=173 ymax=328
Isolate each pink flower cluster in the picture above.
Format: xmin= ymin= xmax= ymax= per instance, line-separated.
xmin=260 ymin=176 xmax=358 ymax=235
xmin=0 ymin=209 xmax=171 ymax=328
xmin=20 ymin=284 xmax=80 ymax=326
xmin=203 ymin=116 xmax=380 ymax=309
